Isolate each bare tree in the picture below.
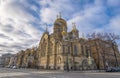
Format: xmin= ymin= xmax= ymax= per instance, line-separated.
xmin=87 ymin=32 xmax=120 ymax=68
xmin=86 ymin=33 xmax=101 ymax=69
xmin=104 ymin=33 xmax=120 ymax=67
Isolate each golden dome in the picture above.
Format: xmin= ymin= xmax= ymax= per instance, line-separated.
xmin=72 ymin=28 xmax=77 ymax=33
xmin=62 ymin=30 xmax=67 ymax=35
xmin=55 ymin=18 xmax=66 ymax=22
xmin=55 ymin=12 xmax=66 ymax=25
xmin=54 ymin=18 xmax=67 ymax=26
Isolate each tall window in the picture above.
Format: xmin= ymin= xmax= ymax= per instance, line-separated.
xmin=68 ymin=46 xmax=70 ymax=54
xmin=81 ymin=45 xmax=84 ymax=55
xmin=62 ymin=46 xmax=65 ymax=54
xmin=74 ymin=45 xmax=77 ymax=56
xmin=57 ymin=28 xmax=60 ymax=32
xmin=57 ymin=57 xmax=61 ymax=64
xmin=49 ymin=41 xmax=53 ymax=55
xmin=57 ymin=43 xmax=61 ymax=54
xmin=41 ymin=39 xmax=46 ymax=57
xmin=85 ymin=46 xmax=88 ymax=57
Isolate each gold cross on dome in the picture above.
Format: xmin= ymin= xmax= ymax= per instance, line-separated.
xmin=82 ymin=33 xmax=85 ymax=39
xmin=72 ymin=22 xmax=76 ymax=29
xmin=57 ymin=12 xmax=61 ymax=19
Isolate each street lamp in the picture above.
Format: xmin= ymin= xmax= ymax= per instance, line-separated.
xmin=63 ymin=40 xmax=70 ymax=72
xmin=87 ymin=45 xmax=93 ymax=70
xmin=66 ymin=48 xmax=69 ymax=72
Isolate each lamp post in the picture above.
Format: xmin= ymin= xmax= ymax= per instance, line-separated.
xmin=62 ymin=37 xmax=70 ymax=72
xmin=87 ymin=45 xmax=93 ymax=70
xmin=66 ymin=47 xmax=69 ymax=72
xmin=63 ymin=41 xmax=70 ymax=72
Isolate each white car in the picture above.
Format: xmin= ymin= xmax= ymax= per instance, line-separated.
xmin=12 ymin=66 xmax=17 ymax=69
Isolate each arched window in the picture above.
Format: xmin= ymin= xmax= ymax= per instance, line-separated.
xmin=81 ymin=45 xmax=84 ymax=55
xmin=57 ymin=43 xmax=61 ymax=54
xmin=74 ymin=45 xmax=77 ymax=56
xmin=62 ymin=45 xmax=65 ymax=54
xmin=67 ymin=46 xmax=70 ymax=54
xmin=41 ymin=39 xmax=47 ymax=57
xmin=57 ymin=57 xmax=61 ymax=64
xmin=49 ymin=41 xmax=53 ymax=55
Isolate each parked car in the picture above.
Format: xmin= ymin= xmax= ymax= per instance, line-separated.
xmin=6 ymin=65 xmax=10 ymax=68
xmin=12 ymin=65 xmax=17 ymax=69
xmin=114 ymin=67 xmax=120 ymax=72
xmin=106 ymin=67 xmax=120 ymax=72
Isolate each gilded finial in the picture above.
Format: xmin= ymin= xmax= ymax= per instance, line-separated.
xmin=57 ymin=15 xmax=59 ymax=19
xmin=72 ymin=22 xmax=77 ymax=33
xmin=62 ymin=27 xmax=67 ymax=36
xmin=72 ymin=22 xmax=76 ymax=29
xmin=59 ymin=12 xmax=61 ymax=18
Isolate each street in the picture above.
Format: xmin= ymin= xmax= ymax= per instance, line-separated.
xmin=0 ymin=68 xmax=120 ymax=78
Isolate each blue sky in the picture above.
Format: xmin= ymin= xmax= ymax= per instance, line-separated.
xmin=0 ymin=0 xmax=120 ymax=55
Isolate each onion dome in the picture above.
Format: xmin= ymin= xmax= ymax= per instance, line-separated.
xmin=55 ymin=18 xmax=66 ymax=24
xmin=62 ymin=30 xmax=67 ymax=36
xmin=72 ymin=28 xmax=77 ymax=33
xmin=54 ymin=12 xmax=67 ymax=26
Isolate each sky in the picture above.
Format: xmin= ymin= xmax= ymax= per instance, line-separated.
xmin=0 ymin=0 xmax=120 ymax=55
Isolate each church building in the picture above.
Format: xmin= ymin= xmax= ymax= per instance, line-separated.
xmin=38 ymin=14 xmax=97 ymax=70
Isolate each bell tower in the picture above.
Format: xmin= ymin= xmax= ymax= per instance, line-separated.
xmin=71 ymin=23 xmax=79 ymax=39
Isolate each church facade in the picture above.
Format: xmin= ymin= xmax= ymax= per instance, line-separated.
xmin=38 ymin=15 xmax=100 ymax=70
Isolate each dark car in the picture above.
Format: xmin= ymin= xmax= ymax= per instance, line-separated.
xmin=114 ymin=67 xmax=120 ymax=72
xmin=106 ymin=67 xmax=120 ymax=72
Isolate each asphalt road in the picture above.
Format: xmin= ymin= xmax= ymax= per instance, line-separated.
xmin=0 ymin=68 xmax=120 ymax=78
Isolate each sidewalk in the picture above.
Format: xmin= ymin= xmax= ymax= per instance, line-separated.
xmin=69 ymin=70 xmax=105 ymax=73
xmin=6 ymin=68 xmax=106 ymax=73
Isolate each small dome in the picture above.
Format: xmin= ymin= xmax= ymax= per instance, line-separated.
xmin=62 ymin=30 xmax=67 ymax=36
xmin=72 ymin=29 xmax=77 ymax=33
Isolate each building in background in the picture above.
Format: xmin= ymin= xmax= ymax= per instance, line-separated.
xmin=0 ymin=56 xmax=3 ymax=67
xmin=83 ymin=39 xmax=120 ymax=69
xmin=14 ymin=47 xmax=38 ymax=68
xmin=0 ymin=53 xmax=13 ymax=67
xmin=8 ymin=54 xmax=18 ymax=68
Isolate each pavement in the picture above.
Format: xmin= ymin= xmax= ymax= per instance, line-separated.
xmin=0 ymin=68 xmax=120 ymax=78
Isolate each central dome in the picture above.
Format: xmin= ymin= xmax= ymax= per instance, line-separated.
xmin=54 ymin=18 xmax=67 ymax=26
xmin=53 ymin=14 xmax=67 ymax=37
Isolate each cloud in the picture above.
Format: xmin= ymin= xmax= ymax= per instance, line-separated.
xmin=107 ymin=0 xmax=120 ymax=7
xmin=106 ymin=15 xmax=120 ymax=34
xmin=0 ymin=0 xmax=42 ymax=55
xmin=67 ymin=2 xmax=108 ymax=35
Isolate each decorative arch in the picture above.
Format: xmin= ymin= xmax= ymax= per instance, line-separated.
xmin=57 ymin=56 xmax=62 ymax=64
xmin=49 ymin=41 xmax=54 ymax=55
xmin=41 ymin=37 xmax=47 ymax=57
xmin=56 ymin=41 xmax=62 ymax=54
